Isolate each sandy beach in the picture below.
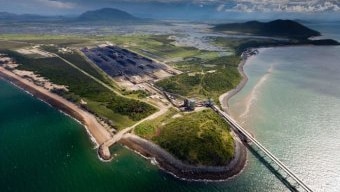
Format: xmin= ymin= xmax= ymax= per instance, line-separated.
xmin=0 ymin=67 xmax=112 ymax=146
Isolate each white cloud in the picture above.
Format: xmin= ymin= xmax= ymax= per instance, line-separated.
xmin=25 ymin=0 xmax=340 ymax=13
xmin=228 ymin=0 xmax=340 ymax=12
xmin=37 ymin=0 xmax=75 ymax=9
xmin=216 ymin=4 xmax=225 ymax=12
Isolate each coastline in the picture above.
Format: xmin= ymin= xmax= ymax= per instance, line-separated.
xmin=119 ymin=133 xmax=247 ymax=181
xmin=114 ymin=56 xmax=252 ymax=181
xmin=0 ymin=67 xmax=113 ymax=146
xmin=0 ymin=53 xmax=250 ymax=181
xmin=219 ymin=58 xmax=248 ymax=114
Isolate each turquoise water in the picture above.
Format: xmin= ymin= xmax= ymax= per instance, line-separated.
xmin=0 ymin=80 xmax=166 ymax=191
xmin=230 ymin=24 xmax=340 ymax=191
xmin=1 ymin=23 xmax=339 ymax=192
xmin=0 ymin=79 xmax=285 ymax=191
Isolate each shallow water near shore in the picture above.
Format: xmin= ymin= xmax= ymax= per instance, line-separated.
xmin=229 ymin=24 xmax=340 ymax=191
xmin=1 ymin=22 xmax=340 ymax=191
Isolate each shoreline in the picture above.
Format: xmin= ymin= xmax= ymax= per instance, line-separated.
xmin=0 ymin=67 xmax=113 ymax=146
xmin=119 ymin=133 xmax=247 ymax=181
xmin=113 ymin=56 xmax=252 ymax=181
xmin=0 ymin=53 xmax=250 ymax=181
xmin=219 ymin=58 xmax=248 ymax=114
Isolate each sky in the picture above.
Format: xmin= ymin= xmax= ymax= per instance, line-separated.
xmin=0 ymin=0 xmax=339 ymax=20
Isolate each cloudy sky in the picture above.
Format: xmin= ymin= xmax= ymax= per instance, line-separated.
xmin=0 ymin=0 xmax=339 ymax=16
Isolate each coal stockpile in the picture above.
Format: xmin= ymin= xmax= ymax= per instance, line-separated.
xmin=82 ymin=46 xmax=163 ymax=77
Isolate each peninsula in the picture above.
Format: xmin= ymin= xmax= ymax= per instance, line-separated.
xmin=0 ymin=15 xmax=339 ymax=181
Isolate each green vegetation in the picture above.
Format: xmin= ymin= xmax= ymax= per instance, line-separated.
xmin=3 ymin=50 xmax=156 ymax=129
xmin=107 ymin=34 xmax=213 ymax=60
xmin=1 ymin=34 xmax=241 ymax=167
xmin=104 ymin=34 xmax=243 ymax=102
xmin=0 ymin=40 xmax=29 ymax=50
xmin=41 ymin=46 xmax=116 ymax=87
xmin=0 ymin=34 xmax=90 ymax=46
xmin=1 ymin=26 xmax=336 ymax=169
xmin=0 ymin=35 xmax=99 ymax=53
xmin=122 ymin=90 xmax=150 ymax=99
xmin=212 ymin=36 xmax=340 ymax=56
xmin=60 ymin=52 xmax=105 ymax=82
xmin=134 ymin=108 xmax=178 ymax=140
xmin=156 ymin=55 xmax=241 ymax=101
xmin=135 ymin=109 xmax=234 ymax=166
xmin=107 ymin=96 xmax=155 ymax=121
xmin=212 ymin=37 xmax=290 ymax=55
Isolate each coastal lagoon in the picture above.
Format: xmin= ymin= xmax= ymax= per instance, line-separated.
xmin=1 ymin=22 xmax=340 ymax=191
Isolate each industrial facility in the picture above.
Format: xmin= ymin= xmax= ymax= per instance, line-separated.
xmin=82 ymin=45 xmax=174 ymax=84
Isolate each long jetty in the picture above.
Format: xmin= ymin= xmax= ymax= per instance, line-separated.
xmin=212 ymin=105 xmax=313 ymax=192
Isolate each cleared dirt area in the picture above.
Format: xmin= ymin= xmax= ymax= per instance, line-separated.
xmin=16 ymin=47 xmax=55 ymax=58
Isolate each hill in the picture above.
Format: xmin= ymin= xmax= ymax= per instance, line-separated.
xmin=77 ymin=8 xmax=141 ymax=23
xmin=213 ymin=19 xmax=321 ymax=40
xmin=135 ymin=109 xmax=235 ymax=166
xmin=0 ymin=12 xmax=59 ymax=22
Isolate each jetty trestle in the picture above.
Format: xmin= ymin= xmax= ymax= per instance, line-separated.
xmin=212 ymin=105 xmax=313 ymax=192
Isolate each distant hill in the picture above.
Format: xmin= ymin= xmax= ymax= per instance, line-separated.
xmin=0 ymin=12 xmax=16 ymax=19
xmin=0 ymin=8 xmax=145 ymax=24
xmin=0 ymin=12 xmax=57 ymax=21
xmin=77 ymin=8 xmax=141 ymax=23
xmin=213 ymin=19 xmax=321 ymax=40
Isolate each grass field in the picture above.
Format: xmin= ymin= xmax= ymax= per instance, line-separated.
xmin=135 ymin=109 xmax=234 ymax=166
xmin=134 ymin=108 xmax=178 ymax=140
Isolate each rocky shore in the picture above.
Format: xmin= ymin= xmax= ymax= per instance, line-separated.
xmin=119 ymin=133 xmax=247 ymax=181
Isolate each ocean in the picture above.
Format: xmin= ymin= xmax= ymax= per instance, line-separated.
xmin=0 ymin=22 xmax=339 ymax=191
xmin=229 ymin=22 xmax=340 ymax=191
